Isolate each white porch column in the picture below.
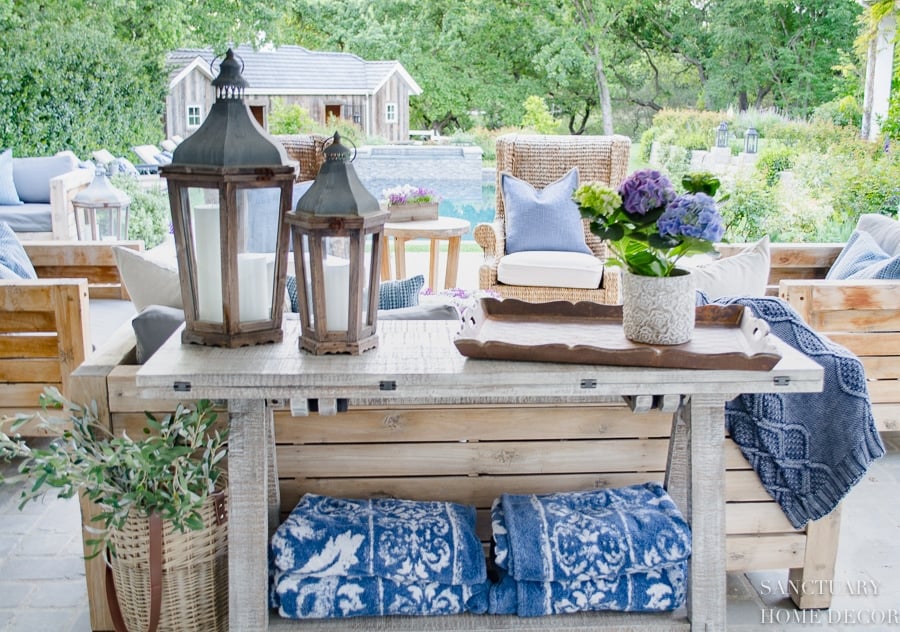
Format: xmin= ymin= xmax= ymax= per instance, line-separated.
xmin=862 ymin=9 xmax=897 ymax=141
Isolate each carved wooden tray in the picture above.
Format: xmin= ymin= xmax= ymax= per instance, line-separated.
xmin=454 ymin=298 xmax=782 ymax=370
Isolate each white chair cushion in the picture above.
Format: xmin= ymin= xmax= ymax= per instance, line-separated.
xmin=497 ymin=250 xmax=603 ymax=289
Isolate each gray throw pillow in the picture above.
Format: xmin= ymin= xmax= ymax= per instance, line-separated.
xmin=11 ymin=154 xmax=79 ymax=204
xmin=132 ymin=305 xmax=186 ymax=364
xmin=0 ymin=149 xmax=23 ymax=206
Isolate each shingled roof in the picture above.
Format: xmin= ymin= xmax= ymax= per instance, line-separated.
xmin=168 ymin=44 xmax=422 ymax=96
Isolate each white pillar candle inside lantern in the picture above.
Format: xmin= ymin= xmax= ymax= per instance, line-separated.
xmin=238 ymin=253 xmax=271 ymax=321
xmin=193 ymin=203 xmax=224 ymax=323
xmin=323 ymin=254 xmax=350 ymax=331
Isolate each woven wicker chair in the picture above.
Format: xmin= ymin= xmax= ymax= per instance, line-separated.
xmin=474 ymin=134 xmax=632 ymax=303
xmin=274 ymin=134 xmax=329 ymax=181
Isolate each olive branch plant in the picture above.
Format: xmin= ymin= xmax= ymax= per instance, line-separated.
xmin=0 ymin=388 xmax=227 ymax=558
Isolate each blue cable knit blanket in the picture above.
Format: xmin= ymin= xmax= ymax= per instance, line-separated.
xmin=705 ymin=296 xmax=886 ymax=529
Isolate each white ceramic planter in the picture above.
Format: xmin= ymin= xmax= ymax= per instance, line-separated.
xmin=621 ymin=269 xmax=696 ymax=345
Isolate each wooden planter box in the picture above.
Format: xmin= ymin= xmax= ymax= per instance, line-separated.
xmin=387 ymin=202 xmax=439 ymax=222
xmin=71 ymin=320 xmax=840 ymax=631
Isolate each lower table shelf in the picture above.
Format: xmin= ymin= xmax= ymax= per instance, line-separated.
xmin=268 ymin=609 xmax=690 ymax=631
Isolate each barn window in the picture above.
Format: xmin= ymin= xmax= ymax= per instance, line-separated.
xmin=187 ymin=105 xmax=202 ymax=128
xmin=385 ymin=103 xmax=397 ymax=123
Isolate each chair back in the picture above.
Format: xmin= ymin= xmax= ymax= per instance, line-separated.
xmin=494 ymin=134 xmax=632 ymax=257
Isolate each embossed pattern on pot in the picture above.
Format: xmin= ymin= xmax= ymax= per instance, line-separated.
xmin=622 ymin=270 xmax=696 ymax=345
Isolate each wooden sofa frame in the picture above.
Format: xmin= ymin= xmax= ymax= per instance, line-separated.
xmin=0 ymin=240 xmax=142 ymax=434
xmin=68 ymin=240 xmax=896 ymax=630
xmin=720 ymin=242 xmax=899 ymax=433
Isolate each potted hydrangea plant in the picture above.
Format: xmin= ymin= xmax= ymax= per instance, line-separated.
xmin=381 ymin=184 xmax=442 ymax=222
xmin=573 ymin=169 xmax=725 ymax=345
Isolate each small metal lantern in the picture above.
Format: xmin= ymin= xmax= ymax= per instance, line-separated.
xmin=285 ymin=132 xmax=389 ymax=355
xmin=159 ymin=48 xmax=296 ymax=347
xmin=744 ymin=127 xmax=759 ymax=154
xmin=72 ymin=165 xmax=131 ymax=240
xmin=715 ymin=121 xmax=729 ymax=148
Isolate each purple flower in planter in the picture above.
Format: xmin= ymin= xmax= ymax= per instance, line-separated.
xmin=382 ymin=184 xmax=441 ymax=207
xmin=617 ymin=169 xmax=676 ymax=216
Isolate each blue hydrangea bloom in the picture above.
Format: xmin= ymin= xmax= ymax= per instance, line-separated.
xmin=658 ymin=193 xmax=725 ymax=243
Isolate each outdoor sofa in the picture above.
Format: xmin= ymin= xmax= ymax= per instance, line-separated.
xmin=0 ymin=152 xmax=93 ymax=240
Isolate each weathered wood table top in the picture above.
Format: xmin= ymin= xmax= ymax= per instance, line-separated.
xmin=137 ymin=317 xmax=823 ymax=631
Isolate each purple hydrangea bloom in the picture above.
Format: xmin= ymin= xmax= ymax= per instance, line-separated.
xmin=657 ymin=193 xmax=725 ymax=243
xmin=617 ymin=169 xmax=676 ymax=216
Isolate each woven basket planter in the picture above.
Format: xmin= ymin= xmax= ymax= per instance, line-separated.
xmin=106 ymin=487 xmax=229 ymax=632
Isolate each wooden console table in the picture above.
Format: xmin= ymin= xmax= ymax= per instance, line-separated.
xmin=136 ymin=318 xmax=823 ymax=631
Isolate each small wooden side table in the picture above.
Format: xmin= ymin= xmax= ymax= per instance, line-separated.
xmin=380 ymin=217 xmax=471 ymax=290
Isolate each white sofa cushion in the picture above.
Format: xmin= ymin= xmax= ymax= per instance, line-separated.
xmin=497 ymin=250 xmax=603 ymax=289
xmin=690 ymin=236 xmax=770 ymax=300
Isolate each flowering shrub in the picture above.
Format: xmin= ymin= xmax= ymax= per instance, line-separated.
xmin=381 ymin=184 xmax=441 ymax=207
xmin=573 ymin=169 xmax=725 ymax=277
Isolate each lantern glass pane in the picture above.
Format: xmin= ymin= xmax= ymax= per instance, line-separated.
xmin=362 ymin=233 xmax=376 ymax=324
xmin=236 ymin=187 xmax=283 ymax=322
xmin=323 ymin=236 xmax=351 ymax=331
xmin=184 ymin=188 xmax=225 ymax=323
xmin=299 ymin=233 xmax=315 ymax=328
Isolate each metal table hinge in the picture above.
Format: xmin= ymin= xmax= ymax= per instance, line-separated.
xmin=580 ymin=378 xmax=597 ymax=389
xmin=173 ymin=381 xmax=191 ymax=392
xmin=773 ymin=376 xmax=791 ymax=386
xmin=379 ymin=380 xmax=397 ymax=391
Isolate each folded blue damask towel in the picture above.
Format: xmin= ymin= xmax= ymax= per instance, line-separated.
xmin=270 ymin=493 xmax=489 ymax=619
xmin=273 ymin=569 xmax=491 ymax=618
xmin=492 ymin=483 xmax=691 ymax=584
xmin=270 ymin=494 xmax=487 ymax=586
xmin=488 ymin=565 xmax=687 ymax=617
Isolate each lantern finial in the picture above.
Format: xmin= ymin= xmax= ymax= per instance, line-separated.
xmin=211 ymin=48 xmax=248 ymax=100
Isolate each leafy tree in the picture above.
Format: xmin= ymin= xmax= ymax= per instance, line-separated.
xmin=0 ymin=0 xmax=291 ymax=157
xmin=520 ymin=96 xmax=558 ymax=133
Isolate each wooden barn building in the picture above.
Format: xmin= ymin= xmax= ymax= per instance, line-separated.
xmin=165 ymin=44 xmax=422 ymax=143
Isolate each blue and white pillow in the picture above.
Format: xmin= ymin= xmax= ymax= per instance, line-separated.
xmin=378 ymin=274 xmax=424 ymax=310
xmin=286 ymin=274 xmax=299 ymax=312
xmin=286 ymin=274 xmax=425 ymax=312
xmin=0 ymin=149 xmax=23 ymax=206
xmin=501 ymin=168 xmax=591 ymax=255
xmin=826 ymin=229 xmax=900 ymax=280
xmin=0 ymin=221 xmax=37 ymax=279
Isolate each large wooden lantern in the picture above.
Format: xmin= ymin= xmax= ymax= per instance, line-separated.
xmin=285 ymin=132 xmax=389 ymax=355
xmin=160 ymin=49 xmax=296 ymax=347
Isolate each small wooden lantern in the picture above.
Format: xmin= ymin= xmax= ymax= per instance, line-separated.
xmin=72 ymin=165 xmax=131 ymax=240
xmin=159 ymin=49 xmax=296 ymax=347
xmin=285 ymin=132 xmax=389 ymax=355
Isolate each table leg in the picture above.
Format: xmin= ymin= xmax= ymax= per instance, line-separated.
xmin=684 ymin=394 xmax=726 ymax=631
xmin=445 ymin=236 xmax=462 ymax=289
xmin=428 ymin=239 xmax=440 ymax=290
xmin=380 ymin=236 xmax=392 ymax=281
xmin=227 ymin=398 xmax=270 ymax=631
xmin=394 ymin=238 xmax=407 ymax=279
